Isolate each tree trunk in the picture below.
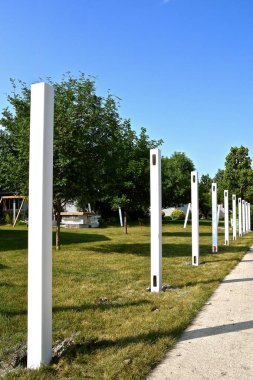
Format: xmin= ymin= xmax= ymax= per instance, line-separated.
xmin=124 ymin=210 xmax=128 ymax=234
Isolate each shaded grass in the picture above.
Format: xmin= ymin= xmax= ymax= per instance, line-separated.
xmin=0 ymin=222 xmax=253 ymax=379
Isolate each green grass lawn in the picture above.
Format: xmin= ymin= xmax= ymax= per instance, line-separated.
xmin=1 ymin=221 xmax=253 ymax=379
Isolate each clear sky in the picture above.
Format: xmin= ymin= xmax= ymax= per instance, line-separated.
xmin=1 ymin=0 xmax=253 ymax=178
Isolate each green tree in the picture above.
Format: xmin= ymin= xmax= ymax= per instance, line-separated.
xmin=162 ymin=152 xmax=195 ymax=207
xmin=199 ymin=174 xmax=212 ymax=218
xmin=214 ymin=146 xmax=253 ymax=205
xmin=110 ymin=126 xmax=162 ymax=233
xmin=213 ymin=169 xmax=226 ymax=203
xmin=0 ymin=74 xmax=162 ymax=245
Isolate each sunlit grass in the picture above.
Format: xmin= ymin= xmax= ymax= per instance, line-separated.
xmin=1 ymin=222 xmax=253 ymax=379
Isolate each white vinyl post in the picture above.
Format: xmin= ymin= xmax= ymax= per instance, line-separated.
xmin=238 ymin=198 xmax=242 ymax=237
xmin=245 ymin=202 xmax=249 ymax=232
xmin=150 ymin=149 xmax=162 ymax=292
xmin=248 ymin=203 xmax=251 ymax=231
xmin=247 ymin=202 xmax=250 ymax=232
xmin=191 ymin=171 xmax=199 ymax=266
xmin=88 ymin=203 xmax=91 ymax=213
xmin=247 ymin=203 xmax=249 ymax=232
xmin=13 ymin=199 xmax=16 ymax=225
xmin=118 ymin=207 xmax=123 ymax=227
xmin=27 ymin=83 xmax=54 ymax=369
xmin=224 ymin=190 xmax=229 ymax=245
xmin=217 ymin=204 xmax=221 ymax=225
xmin=242 ymin=200 xmax=246 ymax=234
xmin=212 ymin=183 xmax=218 ymax=253
xmin=183 ymin=203 xmax=191 ymax=229
xmin=232 ymin=194 xmax=236 ymax=240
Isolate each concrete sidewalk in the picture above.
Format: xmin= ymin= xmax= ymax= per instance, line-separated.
xmin=148 ymin=246 xmax=253 ymax=380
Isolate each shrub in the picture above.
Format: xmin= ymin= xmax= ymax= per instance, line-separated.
xmin=170 ymin=209 xmax=185 ymax=221
xmin=161 ymin=211 xmax=165 ymax=218
xmin=108 ymin=216 xmax=119 ymax=225
xmin=0 ymin=210 xmax=5 ymax=225
xmin=163 ymin=215 xmax=172 ymax=223
xmin=5 ymin=212 xmax=12 ymax=225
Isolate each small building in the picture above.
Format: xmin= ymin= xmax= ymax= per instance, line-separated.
xmin=162 ymin=205 xmax=188 ymax=217
xmin=60 ymin=211 xmax=100 ymax=228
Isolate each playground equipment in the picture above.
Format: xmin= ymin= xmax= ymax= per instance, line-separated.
xmin=0 ymin=195 xmax=27 ymax=227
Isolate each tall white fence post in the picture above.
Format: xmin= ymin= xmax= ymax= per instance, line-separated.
xmin=224 ymin=190 xmax=229 ymax=245
xmin=27 ymin=83 xmax=54 ymax=369
xmin=248 ymin=203 xmax=250 ymax=232
xmin=232 ymin=194 xmax=236 ymax=240
xmin=246 ymin=202 xmax=250 ymax=232
xmin=191 ymin=171 xmax=199 ymax=266
xmin=242 ymin=200 xmax=246 ymax=234
xmin=217 ymin=204 xmax=221 ymax=225
xmin=118 ymin=207 xmax=123 ymax=227
xmin=238 ymin=198 xmax=242 ymax=237
xmin=13 ymin=199 xmax=16 ymax=225
xmin=249 ymin=203 xmax=251 ymax=231
xmin=183 ymin=203 xmax=191 ymax=229
xmin=245 ymin=202 xmax=248 ymax=232
xmin=150 ymin=149 xmax=162 ymax=292
xmin=212 ymin=183 xmax=218 ymax=252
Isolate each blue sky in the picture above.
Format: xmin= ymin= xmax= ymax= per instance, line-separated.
xmin=1 ymin=0 xmax=253 ymax=178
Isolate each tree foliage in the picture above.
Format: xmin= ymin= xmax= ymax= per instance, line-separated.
xmin=199 ymin=174 xmax=212 ymax=218
xmin=0 ymin=74 xmax=162 ymax=244
xmin=162 ymin=152 xmax=195 ymax=207
xmin=214 ymin=146 xmax=253 ymax=204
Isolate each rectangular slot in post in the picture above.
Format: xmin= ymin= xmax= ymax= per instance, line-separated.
xmin=193 ymin=256 xmax=196 ymax=264
xmin=193 ymin=175 xmax=196 ymax=183
xmin=152 ymin=154 xmax=156 ymax=165
xmin=153 ymin=275 xmax=157 ymax=287
xmin=213 ymin=185 xmax=215 ymax=191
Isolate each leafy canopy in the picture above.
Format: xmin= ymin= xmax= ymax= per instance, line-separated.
xmin=162 ymin=152 xmax=195 ymax=207
xmin=0 ymin=74 xmax=162 ymax=217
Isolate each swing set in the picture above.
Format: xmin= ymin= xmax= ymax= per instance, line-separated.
xmin=0 ymin=195 xmax=27 ymax=227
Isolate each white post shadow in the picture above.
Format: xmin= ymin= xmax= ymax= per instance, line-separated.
xmin=212 ymin=183 xmax=218 ymax=253
xmin=242 ymin=200 xmax=246 ymax=234
xmin=183 ymin=203 xmax=191 ymax=229
xmin=238 ymin=198 xmax=242 ymax=237
xmin=249 ymin=203 xmax=251 ymax=231
xmin=150 ymin=149 xmax=162 ymax=292
xmin=191 ymin=171 xmax=199 ymax=266
xmin=232 ymin=194 xmax=236 ymax=240
xmin=27 ymin=83 xmax=54 ymax=369
xmin=118 ymin=207 xmax=123 ymax=227
xmin=224 ymin=190 xmax=229 ymax=245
